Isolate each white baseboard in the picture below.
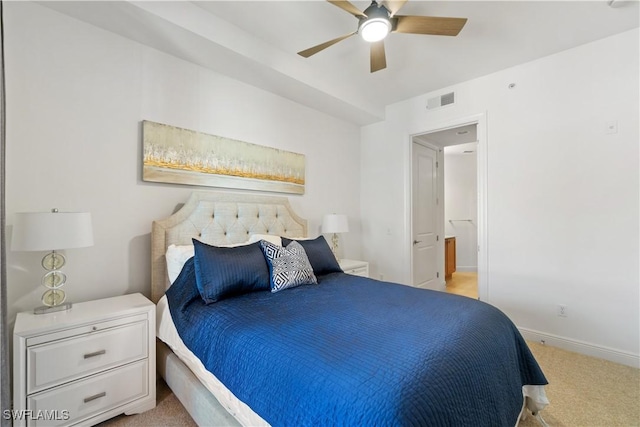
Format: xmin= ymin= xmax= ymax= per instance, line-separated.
xmin=455 ymin=266 xmax=477 ymax=272
xmin=518 ymin=327 xmax=639 ymax=368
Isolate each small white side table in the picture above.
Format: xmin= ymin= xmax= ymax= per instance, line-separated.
xmin=13 ymin=293 xmax=156 ymax=427
xmin=339 ymin=259 xmax=370 ymax=278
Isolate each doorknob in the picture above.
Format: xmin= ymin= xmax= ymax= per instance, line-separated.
xmin=413 ymin=240 xmax=422 ymax=245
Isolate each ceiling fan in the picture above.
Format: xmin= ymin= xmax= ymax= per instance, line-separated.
xmin=297 ymin=0 xmax=468 ymax=73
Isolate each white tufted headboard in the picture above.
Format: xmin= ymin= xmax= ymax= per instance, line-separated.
xmin=151 ymin=191 xmax=307 ymax=303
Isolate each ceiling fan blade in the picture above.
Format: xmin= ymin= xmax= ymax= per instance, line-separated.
xmin=381 ymin=0 xmax=408 ymax=17
xmin=327 ymin=1 xmax=366 ymax=18
xmin=297 ymin=32 xmax=357 ymax=58
xmin=370 ymin=40 xmax=387 ymax=73
xmin=393 ymin=15 xmax=468 ymax=36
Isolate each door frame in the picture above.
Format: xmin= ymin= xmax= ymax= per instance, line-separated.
xmin=406 ymin=112 xmax=489 ymax=301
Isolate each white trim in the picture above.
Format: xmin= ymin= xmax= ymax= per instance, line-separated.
xmin=475 ymin=114 xmax=489 ymax=302
xmin=519 ymin=327 xmax=640 ymax=368
xmin=406 ymin=113 xmax=488 ymax=301
xmin=402 ymin=132 xmax=413 ymax=286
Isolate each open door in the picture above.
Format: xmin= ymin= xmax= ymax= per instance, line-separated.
xmin=411 ymin=142 xmax=441 ymax=290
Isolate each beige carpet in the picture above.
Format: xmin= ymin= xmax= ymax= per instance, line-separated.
xmin=102 ymin=342 xmax=639 ymax=427
xmin=518 ymin=342 xmax=639 ymax=427
xmin=97 ymin=378 xmax=196 ymax=427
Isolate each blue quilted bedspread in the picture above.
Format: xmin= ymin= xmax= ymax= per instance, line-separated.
xmin=167 ymin=263 xmax=547 ymax=427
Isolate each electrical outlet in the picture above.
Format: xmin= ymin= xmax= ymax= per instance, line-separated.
xmin=557 ymin=304 xmax=568 ymax=317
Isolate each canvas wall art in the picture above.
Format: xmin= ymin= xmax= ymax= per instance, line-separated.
xmin=142 ymin=121 xmax=305 ymax=194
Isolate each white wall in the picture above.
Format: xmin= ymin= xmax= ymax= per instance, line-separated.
xmin=361 ymin=29 xmax=639 ymax=366
xmin=5 ymin=3 xmax=362 ymax=322
xmin=444 ymin=151 xmax=478 ymax=271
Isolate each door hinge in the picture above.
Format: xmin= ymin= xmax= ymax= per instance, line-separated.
xmin=436 ymin=161 xmax=439 ymax=168
xmin=436 ymin=235 xmax=439 ymax=241
xmin=437 ymin=272 xmax=440 ymax=278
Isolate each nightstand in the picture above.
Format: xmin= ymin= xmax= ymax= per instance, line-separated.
xmin=339 ymin=259 xmax=369 ymax=278
xmin=13 ymin=293 xmax=156 ymax=427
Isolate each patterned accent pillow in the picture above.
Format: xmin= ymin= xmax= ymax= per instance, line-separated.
xmin=259 ymin=240 xmax=318 ymax=292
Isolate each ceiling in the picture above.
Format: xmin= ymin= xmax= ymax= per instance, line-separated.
xmin=414 ymin=123 xmax=477 ymax=150
xmin=41 ymin=1 xmax=639 ymax=125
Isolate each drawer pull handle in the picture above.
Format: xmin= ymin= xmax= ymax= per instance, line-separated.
xmin=83 ymin=350 xmax=106 ymax=359
xmin=83 ymin=392 xmax=106 ymax=403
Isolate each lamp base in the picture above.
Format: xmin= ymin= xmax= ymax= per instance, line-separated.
xmin=33 ymin=302 xmax=73 ymax=315
xmin=331 ymin=233 xmax=341 ymax=262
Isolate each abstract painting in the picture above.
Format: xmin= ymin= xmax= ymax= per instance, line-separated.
xmin=142 ymin=121 xmax=305 ymax=194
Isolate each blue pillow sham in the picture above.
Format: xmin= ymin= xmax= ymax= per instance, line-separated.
xmin=281 ymin=236 xmax=343 ymax=276
xmin=259 ymin=240 xmax=317 ymax=292
xmin=165 ymin=256 xmax=201 ymax=308
xmin=192 ymin=239 xmax=270 ymax=304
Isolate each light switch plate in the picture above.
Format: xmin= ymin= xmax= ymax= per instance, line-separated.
xmin=605 ymin=120 xmax=618 ymax=134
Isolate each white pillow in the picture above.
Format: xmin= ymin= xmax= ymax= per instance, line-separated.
xmin=165 ymin=240 xmax=251 ymax=284
xmin=165 ymin=244 xmax=195 ymax=284
xmin=247 ymin=233 xmax=282 ymax=246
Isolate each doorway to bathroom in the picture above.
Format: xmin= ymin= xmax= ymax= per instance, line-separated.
xmin=411 ymin=119 xmax=483 ymax=300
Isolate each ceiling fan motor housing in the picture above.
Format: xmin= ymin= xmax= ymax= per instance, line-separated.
xmin=359 ymin=2 xmax=392 ymax=41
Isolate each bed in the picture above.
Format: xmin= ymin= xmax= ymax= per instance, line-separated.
xmin=151 ymin=191 xmax=548 ymax=426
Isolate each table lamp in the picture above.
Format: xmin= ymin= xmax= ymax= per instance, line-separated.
xmin=12 ymin=209 xmax=94 ymax=314
xmin=321 ymin=214 xmax=348 ymax=260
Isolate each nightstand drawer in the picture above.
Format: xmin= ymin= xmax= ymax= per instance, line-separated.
xmin=338 ymin=260 xmax=369 ymax=278
xmin=27 ymin=360 xmax=149 ymax=427
xmin=344 ymin=266 xmax=368 ymax=277
xmin=27 ymin=321 xmax=148 ymax=394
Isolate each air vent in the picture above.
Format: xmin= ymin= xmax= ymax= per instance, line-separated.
xmin=441 ymin=92 xmax=455 ymax=106
xmin=426 ymin=92 xmax=455 ymax=110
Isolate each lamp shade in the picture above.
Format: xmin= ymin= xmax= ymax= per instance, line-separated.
xmin=322 ymin=214 xmax=349 ymax=234
xmin=12 ymin=211 xmax=94 ymax=251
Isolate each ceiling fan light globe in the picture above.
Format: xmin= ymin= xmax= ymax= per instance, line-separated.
xmin=360 ymin=18 xmax=391 ymax=42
